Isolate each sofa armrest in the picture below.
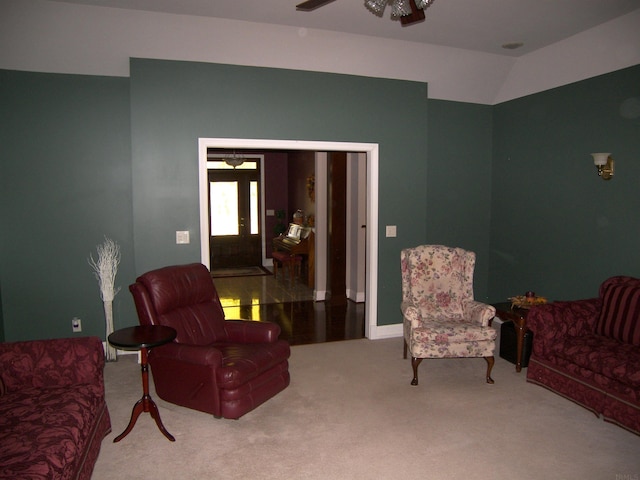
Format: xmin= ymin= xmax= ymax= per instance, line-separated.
xmin=151 ymin=342 xmax=223 ymax=366
xmin=462 ymin=300 xmax=496 ymax=327
xmin=224 ymin=320 xmax=281 ymax=343
xmin=0 ymin=336 xmax=105 ymax=393
xmin=526 ymin=298 xmax=601 ymax=358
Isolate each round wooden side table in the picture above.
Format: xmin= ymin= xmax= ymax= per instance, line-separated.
xmin=108 ymin=325 xmax=177 ymax=442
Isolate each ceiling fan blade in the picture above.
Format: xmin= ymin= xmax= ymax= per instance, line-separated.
xmin=296 ymin=0 xmax=337 ymax=12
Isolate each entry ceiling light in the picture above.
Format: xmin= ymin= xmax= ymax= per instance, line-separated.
xmin=223 ymin=151 xmax=245 ymax=169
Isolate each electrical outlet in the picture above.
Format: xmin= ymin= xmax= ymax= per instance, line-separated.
xmin=72 ymin=317 xmax=82 ymax=333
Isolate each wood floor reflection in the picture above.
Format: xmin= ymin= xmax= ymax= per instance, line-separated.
xmin=214 ymin=272 xmax=365 ymax=346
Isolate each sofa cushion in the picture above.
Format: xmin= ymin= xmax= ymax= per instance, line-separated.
xmin=595 ymin=283 xmax=640 ymax=346
xmin=0 ymin=384 xmax=107 ymax=480
xmin=555 ymin=334 xmax=640 ymax=389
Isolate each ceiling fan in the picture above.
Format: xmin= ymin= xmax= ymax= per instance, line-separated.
xmin=296 ymin=0 xmax=433 ymax=27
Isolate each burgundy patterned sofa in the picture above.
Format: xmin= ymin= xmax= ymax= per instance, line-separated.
xmin=0 ymin=336 xmax=112 ymax=479
xmin=526 ymin=276 xmax=640 ymax=435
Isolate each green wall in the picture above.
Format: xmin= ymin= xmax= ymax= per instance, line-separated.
xmin=3 ymin=60 xmax=637 ymax=342
xmin=0 ymin=70 xmax=137 ymax=341
xmin=427 ymin=100 xmax=493 ymax=302
xmin=490 ymin=64 xmax=640 ymax=302
xmin=129 ymin=59 xmax=430 ymax=327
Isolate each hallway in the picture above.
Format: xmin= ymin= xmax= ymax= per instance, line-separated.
xmin=213 ymin=271 xmax=365 ymax=346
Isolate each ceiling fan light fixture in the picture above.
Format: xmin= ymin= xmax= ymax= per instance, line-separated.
xmin=365 ymin=0 xmax=434 ymax=23
xmin=391 ymin=0 xmax=411 ymax=17
xmin=414 ymin=0 xmax=433 ymax=9
xmin=365 ymin=0 xmax=388 ymax=15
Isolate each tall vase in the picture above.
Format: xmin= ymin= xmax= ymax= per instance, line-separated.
xmin=103 ymin=300 xmax=117 ymax=362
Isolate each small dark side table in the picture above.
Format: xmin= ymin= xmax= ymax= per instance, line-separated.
xmin=492 ymin=302 xmax=530 ymax=373
xmin=108 ymin=325 xmax=177 ymax=442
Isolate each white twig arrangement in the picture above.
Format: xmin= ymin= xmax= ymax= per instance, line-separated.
xmin=88 ymin=236 xmax=121 ymax=361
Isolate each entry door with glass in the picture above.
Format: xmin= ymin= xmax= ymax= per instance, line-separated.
xmin=208 ymin=159 xmax=261 ymax=268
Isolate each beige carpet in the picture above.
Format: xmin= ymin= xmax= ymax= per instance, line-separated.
xmin=93 ymin=338 xmax=640 ymax=479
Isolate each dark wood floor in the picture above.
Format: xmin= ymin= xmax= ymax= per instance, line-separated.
xmin=214 ymin=272 xmax=365 ymax=346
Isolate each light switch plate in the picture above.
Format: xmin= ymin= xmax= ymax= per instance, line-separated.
xmin=176 ymin=231 xmax=190 ymax=244
xmin=386 ymin=225 xmax=397 ymax=237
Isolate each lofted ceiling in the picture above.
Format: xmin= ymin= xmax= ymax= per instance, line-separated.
xmin=48 ymin=0 xmax=640 ymax=57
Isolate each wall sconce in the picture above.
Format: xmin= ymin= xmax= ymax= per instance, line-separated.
xmin=591 ymin=153 xmax=614 ymax=180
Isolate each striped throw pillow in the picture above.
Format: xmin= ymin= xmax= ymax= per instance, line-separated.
xmin=595 ymin=284 xmax=640 ymax=346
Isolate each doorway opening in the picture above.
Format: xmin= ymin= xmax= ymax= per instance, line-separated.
xmin=198 ymin=138 xmax=379 ymax=339
xmin=207 ymin=155 xmax=263 ymax=269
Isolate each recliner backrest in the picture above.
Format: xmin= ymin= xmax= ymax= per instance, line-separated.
xmin=130 ymin=263 xmax=228 ymax=345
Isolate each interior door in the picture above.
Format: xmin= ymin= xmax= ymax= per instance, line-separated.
xmin=209 ymin=167 xmax=261 ymax=268
xmin=328 ymin=152 xmax=347 ymax=304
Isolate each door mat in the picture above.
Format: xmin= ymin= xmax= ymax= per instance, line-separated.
xmin=211 ymin=266 xmax=271 ymax=278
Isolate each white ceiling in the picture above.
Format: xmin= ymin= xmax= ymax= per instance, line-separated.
xmin=49 ymin=0 xmax=640 ymax=57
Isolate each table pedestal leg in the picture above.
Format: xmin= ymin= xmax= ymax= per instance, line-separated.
xmin=113 ymin=347 xmax=175 ymax=442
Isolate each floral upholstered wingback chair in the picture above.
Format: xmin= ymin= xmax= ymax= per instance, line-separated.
xmin=401 ymin=245 xmax=497 ymax=386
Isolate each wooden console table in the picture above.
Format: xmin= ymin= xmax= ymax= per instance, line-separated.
xmin=493 ymin=302 xmax=530 ymax=373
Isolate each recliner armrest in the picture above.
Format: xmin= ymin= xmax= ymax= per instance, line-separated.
xmin=224 ymin=320 xmax=282 ymax=343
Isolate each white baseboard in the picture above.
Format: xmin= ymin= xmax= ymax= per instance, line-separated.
xmin=315 ymin=289 xmax=327 ymax=301
xmin=368 ymin=322 xmax=402 ymax=340
xmin=103 ymin=341 xmax=140 ymax=360
xmin=346 ymin=289 xmax=366 ymax=303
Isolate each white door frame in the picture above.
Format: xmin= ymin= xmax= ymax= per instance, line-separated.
xmin=198 ymin=138 xmax=379 ymax=339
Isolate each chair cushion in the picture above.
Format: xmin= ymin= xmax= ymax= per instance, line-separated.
xmin=595 ymin=282 xmax=640 ymax=346
xmin=410 ymin=319 xmax=496 ymax=358
xmin=159 ymin=303 xmax=228 ymax=345
xmin=414 ymin=319 xmax=497 ymax=344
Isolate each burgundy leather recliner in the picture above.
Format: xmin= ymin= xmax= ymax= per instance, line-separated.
xmin=129 ymin=263 xmax=290 ymax=419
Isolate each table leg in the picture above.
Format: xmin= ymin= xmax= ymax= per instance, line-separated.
xmin=514 ymin=322 xmax=525 ymax=373
xmin=113 ymin=347 xmax=175 ymax=442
